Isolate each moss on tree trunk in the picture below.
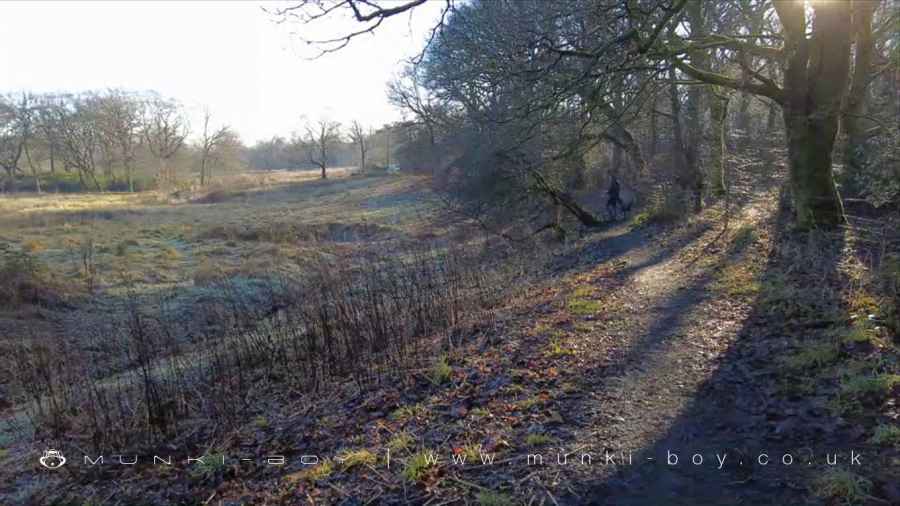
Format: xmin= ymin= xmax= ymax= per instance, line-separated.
xmin=776 ymin=0 xmax=851 ymax=229
xmin=784 ymin=112 xmax=845 ymax=228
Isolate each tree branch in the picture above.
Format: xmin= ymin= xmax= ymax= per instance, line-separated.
xmin=673 ymin=59 xmax=784 ymax=104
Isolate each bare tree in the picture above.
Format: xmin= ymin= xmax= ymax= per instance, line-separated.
xmin=53 ymin=94 xmax=104 ymax=191
xmin=268 ymin=0 xmax=450 ymax=57
xmin=842 ymin=0 xmax=880 ymax=176
xmin=277 ymin=0 xmax=893 ymax=229
xmin=303 ymin=118 xmax=342 ymax=179
xmin=388 ymin=65 xmax=443 ymax=151
xmin=142 ymin=97 xmax=188 ymax=186
xmin=670 ymin=0 xmax=873 ymax=227
xmin=0 ymin=93 xmax=32 ymax=191
xmin=199 ymin=109 xmax=233 ymax=186
xmin=95 ymin=90 xmax=143 ymax=192
xmin=348 ymin=120 xmax=369 ymax=172
xmin=31 ymin=95 xmax=64 ymax=176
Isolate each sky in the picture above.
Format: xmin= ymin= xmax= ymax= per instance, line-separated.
xmin=0 ymin=1 xmax=447 ymax=144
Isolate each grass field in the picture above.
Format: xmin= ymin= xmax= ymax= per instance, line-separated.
xmin=0 ymin=167 xmax=471 ymax=422
xmin=1 ymin=168 xmax=441 ymax=295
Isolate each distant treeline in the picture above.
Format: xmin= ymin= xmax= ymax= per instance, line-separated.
xmin=0 ymin=90 xmax=247 ymax=193
xmin=0 ymin=88 xmax=443 ymax=193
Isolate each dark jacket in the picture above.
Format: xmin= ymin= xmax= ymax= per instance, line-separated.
xmin=608 ymin=179 xmax=621 ymax=203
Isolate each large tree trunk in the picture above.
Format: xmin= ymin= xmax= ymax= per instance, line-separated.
xmin=736 ymin=92 xmax=751 ymax=148
xmin=3 ymin=165 xmax=20 ymax=191
xmin=611 ymin=143 xmax=622 ymax=177
xmin=25 ymin=145 xmax=41 ymax=193
xmin=776 ymin=0 xmax=851 ymax=229
xmin=552 ymin=189 xmax=603 ymax=227
xmin=766 ymin=100 xmax=779 ymax=136
xmin=668 ymin=67 xmax=703 ymax=212
xmin=842 ymin=0 xmax=877 ymax=177
xmin=685 ymin=2 xmax=706 ymax=209
xmin=528 ymin=169 xmax=603 ymax=227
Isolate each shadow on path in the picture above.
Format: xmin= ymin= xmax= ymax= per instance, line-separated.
xmin=567 ymin=192 xmax=853 ymax=505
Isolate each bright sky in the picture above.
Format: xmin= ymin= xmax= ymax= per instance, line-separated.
xmin=0 ymin=1 xmax=447 ymax=144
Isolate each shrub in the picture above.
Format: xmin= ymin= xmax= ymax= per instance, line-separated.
xmin=191 ymin=453 xmax=226 ymax=480
xmin=524 ymin=433 xmax=553 ymax=446
xmin=843 ymin=374 xmax=900 ymax=396
xmin=629 ymin=199 xmax=681 ymax=230
xmin=391 ymin=404 xmax=427 ymax=422
xmin=868 ymin=424 xmax=900 ymax=446
xmin=782 ymin=342 xmax=840 ymax=370
xmin=812 ymin=469 xmax=872 ymax=505
xmin=388 ymin=432 xmax=415 ymax=453
xmin=429 ymin=356 xmax=453 ymax=385
xmin=337 ymin=449 xmax=377 ymax=470
xmin=403 ymin=450 xmax=439 ymax=482
xmin=0 ymin=246 xmax=61 ymax=308
xmin=12 ymin=243 xmax=510 ymax=454
xmin=546 ymin=338 xmax=575 ymax=357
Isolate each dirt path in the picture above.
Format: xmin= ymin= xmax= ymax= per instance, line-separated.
xmin=534 ymin=192 xmax=813 ymax=504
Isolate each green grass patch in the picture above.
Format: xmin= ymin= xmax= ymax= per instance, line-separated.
xmin=455 ymin=443 xmax=483 ymax=463
xmin=403 ymin=450 xmax=439 ymax=482
xmin=429 ymin=355 xmax=453 ymax=385
xmin=546 ymin=337 xmax=575 ymax=358
xmin=837 ymin=321 xmax=873 ymax=345
xmin=714 ymin=263 xmax=761 ymax=297
xmin=868 ymin=424 xmax=900 ymax=446
xmin=390 ymin=403 xmax=427 ymax=422
xmin=629 ymin=205 xmax=680 ymax=230
xmin=534 ymin=321 xmax=564 ymax=339
xmin=840 ymin=374 xmax=900 ymax=398
xmin=567 ymin=285 xmax=601 ymax=315
xmin=477 ymin=491 xmax=516 ymax=506
xmin=388 ymin=431 xmax=415 ymax=453
xmin=571 ymin=286 xmax=594 ymax=298
xmin=337 ymin=448 xmax=377 ymax=470
xmin=524 ymin=433 xmax=554 ymax=446
xmin=190 ymin=453 xmax=226 ymax=479
xmin=516 ymin=396 xmax=544 ymax=411
xmin=470 ymin=407 xmax=491 ymax=418
xmin=782 ymin=342 xmax=840 ymax=370
xmin=567 ymin=297 xmax=601 ymax=316
xmin=812 ymin=468 xmax=872 ymax=505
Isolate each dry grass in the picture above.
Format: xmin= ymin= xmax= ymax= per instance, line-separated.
xmin=0 ymin=170 xmax=514 ymax=471
xmin=0 ymin=171 xmax=437 ymax=298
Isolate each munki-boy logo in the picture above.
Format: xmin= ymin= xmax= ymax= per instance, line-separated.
xmin=39 ymin=449 xmax=67 ymax=469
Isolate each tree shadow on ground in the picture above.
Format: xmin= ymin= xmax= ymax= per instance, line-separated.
xmin=566 ymin=191 xmax=865 ymax=505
